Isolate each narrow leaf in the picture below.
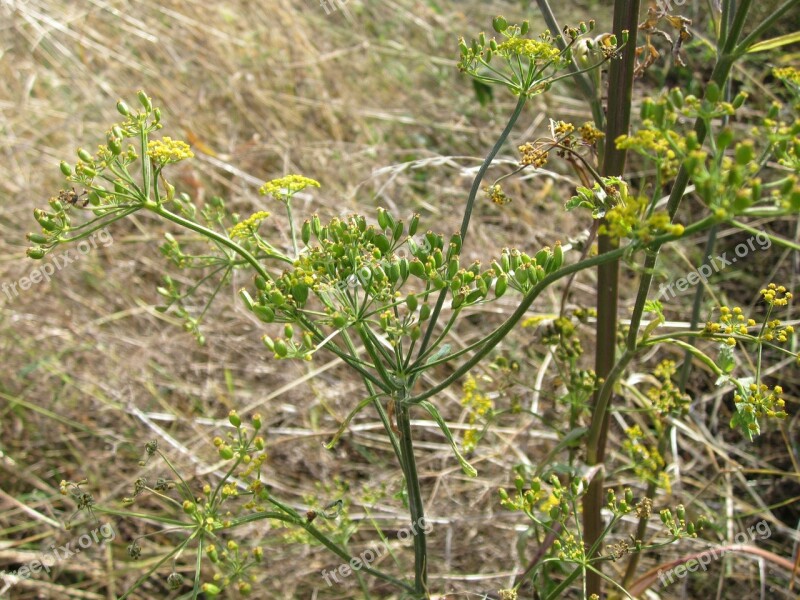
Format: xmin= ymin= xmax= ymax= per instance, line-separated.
xmin=419 ymin=400 xmax=477 ymax=477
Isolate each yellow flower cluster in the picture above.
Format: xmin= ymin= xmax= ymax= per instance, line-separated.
xmin=761 ymin=283 xmax=792 ymax=307
xmin=623 ymin=425 xmax=668 ymax=489
xmin=519 ymin=142 xmax=549 ymax=167
xmin=146 ymin=137 xmax=194 ymax=163
xmin=579 ymin=121 xmax=604 ymax=145
xmin=735 ymin=383 xmax=787 ymax=424
xmin=260 ymin=174 xmax=321 ymax=202
xmin=773 ymin=66 xmax=800 ymax=86
xmin=485 ymin=184 xmax=511 ymax=205
xmin=229 ymin=211 xmax=271 ymax=240
xmin=461 ymin=374 xmax=493 ymax=452
xmin=496 ymin=37 xmax=560 ymax=63
xmin=552 ymin=120 xmax=574 ymax=136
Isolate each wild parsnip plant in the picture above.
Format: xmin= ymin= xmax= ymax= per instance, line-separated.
xmin=27 ymin=1 xmax=799 ymax=598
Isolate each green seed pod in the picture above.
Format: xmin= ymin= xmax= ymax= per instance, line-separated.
xmin=301 ymin=220 xmax=311 ymax=245
xmin=201 ymin=583 xmax=222 ymax=596
xmin=451 ymin=291 xmax=465 ymax=310
xmin=373 ymin=266 xmax=386 ymax=282
xmin=388 ymin=261 xmax=401 ymax=283
xmin=410 ymin=325 xmax=421 ymax=341
xmin=489 ymin=39 xmax=498 ymax=51
xmin=669 ymin=88 xmax=684 ymax=109
xmin=228 ymin=410 xmax=241 ymax=427
xmin=284 ymin=324 xmax=294 ymax=339
xmin=27 ymin=247 xmax=46 ymax=259
xmin=239 ymin=289 xmax=255 ymax=310
xmin=409 ymin=259 xmax=426 ymax=279
xmin=106 ymin=136 xmax=122 ymax=156
xmin=183 ymin=500 xmax=196 ymax=514
xmin=254 ymin=275 xmax=267 ymax=291
xmin=640 ymin=98 xmax=654 ymax=122
xmin=377 ymin=207 xmax=389 ymax=230
xmin=478 ymin=32 xmax=486 ymax=47
xmin=274 ymin=339 xmax=288 ymax=357
xmin=253 ymin=305 xmax=275 ymax=323
xmin=406 ymin=294 xmax=418 ymax=312
xmin=116 ymin=100 xmax=131 ymax=116
xmin=535 ymin=248 xmax=548 ymax=266
xmin=77 ymin=148 xmax=93 ymax=163
xmin=492 ymin=15 xmax=508 ymax=33
xmin=676 ymin=505 xmax=685 ymax=521
xmin=447 ymin=257 xmax=459 ymax=279
xmin=393 ymin=220 xmax=404 ymax=242
xmin=459 ymin=39 xmax=469 ymax=57
xmin=137 ymin=90 xmax=152 ymax=111
xmin=311 ymin=214 xmax=321 ymax=237
xmin=374 ymin=234 xmax=391 ymax=254
xmin=332 ymin=312 xmax=347 ymax=328
xmin=625 ymin=488 xmax=634 ymax=505
xmin=262 ymin=335 xmax=275 ymax=351
xmin=501 ymin=252 xmax=510 ymax=272
xmin=705 ymin=81 xmax=721 ymax=103
xmin=466 ymin=289 xmax=484 ymax=304
xmin=520 ymin=20 xmax=529 ymax=35
xmin=449 ymin=232 xmax=462 ymax=257
xmin=515 ymin=266 xmax=528 ymax=286
xmin=551 ymin=242 xmax=563 ymax=271
xmin=59 ymin=161 xmax=73 ymax=176
xmin=433 ymin=248 xmax=444 ymax=268
xmin=27 ymin=232 xmax=49 ymax=244
xmin=495 ymin=274 xmax=508 ymax=297
xmin=731 ymin=91 xmax=748 ymax=109
xmin=399 ymin=258 xmax=409 ymax=280
xmin=292 ymin=284 xmax=309 ymax=305
xmin=252 ymin=414 xmax=263 ymax=430
xmin=716 ymin=127 xmax=734 ymax=152
xmin=419 ymin=303 xmax=431 ymax=321
xmin=408 ymin=213 xmax=420 ymax=236
xmin=735 ymin=141 xmax=754 ymax=165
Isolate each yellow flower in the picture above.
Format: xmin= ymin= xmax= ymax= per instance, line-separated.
xmin=229 ymin=211 xmax=271 ymax=240
xmin=147 ymin=137 xmax=194 ymax=163
xmin=260 ymin=175 xmax=320 ymax=202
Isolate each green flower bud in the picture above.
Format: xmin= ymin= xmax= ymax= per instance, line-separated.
xmin=495 ymin=274 xmax=508 ymax=297
xmin=26 ymin=233 xmax=49 ymax=244
xmin=137 ymin=90 xmax=152 ymax=111
xmin=201 ymin=583 xmax=221 ymax=595
xmin=406 ymin=294 xmax=418 ymax=312
xmin=253 ymin=305 xmax=275 ymax=323
xmin=77 ymin=148 xmax=93 ymax=163
xmin=705 ymin=81 xmax=720 ymax=103
xmin=116 ymin=100 xmax=131 ymax=116
xmin=735 ymin=141 xmax=754 ymax=165
xmin=239 ymin=289 xmax=255 ymax=310
xmin=408 ymin=213 xmax=420 ymax=236
xmin=206 ymin=545 xmax=219 ymax=563
xmin=419 ymin=303 xmax=431 ymax=321
xmin=182 ymin=500 xmax=196 ymax=514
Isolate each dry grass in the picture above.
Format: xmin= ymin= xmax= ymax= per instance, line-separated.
xmin=0 ymin=1 xmax=797 ymax=599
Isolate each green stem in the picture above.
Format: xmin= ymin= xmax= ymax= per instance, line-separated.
xmin=396 ymin=402 xmax=428 ymax=597
xmin=416 ymin=93 xmax=528 ymax=363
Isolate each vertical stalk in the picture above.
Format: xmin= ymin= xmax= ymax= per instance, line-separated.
xmin=583 ymin=0 xmax=640 ymax=595
xmin=396 ymin=401 xmax=427 ymax=597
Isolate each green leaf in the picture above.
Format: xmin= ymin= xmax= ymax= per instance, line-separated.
xmin=747 ymin=31 xmax=800 ymax=53
xmin=419 ymin=400 xmax=477 ymax=477
xmin=324 ymin=393 xmax=382 ymax=450
xmin=534 ymin=427 xmax=587 ymax=477
xmin=718 ymin=342 xmax=736 ymax=374
xmin=472 ymin=79 xmax=494 ymax=106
